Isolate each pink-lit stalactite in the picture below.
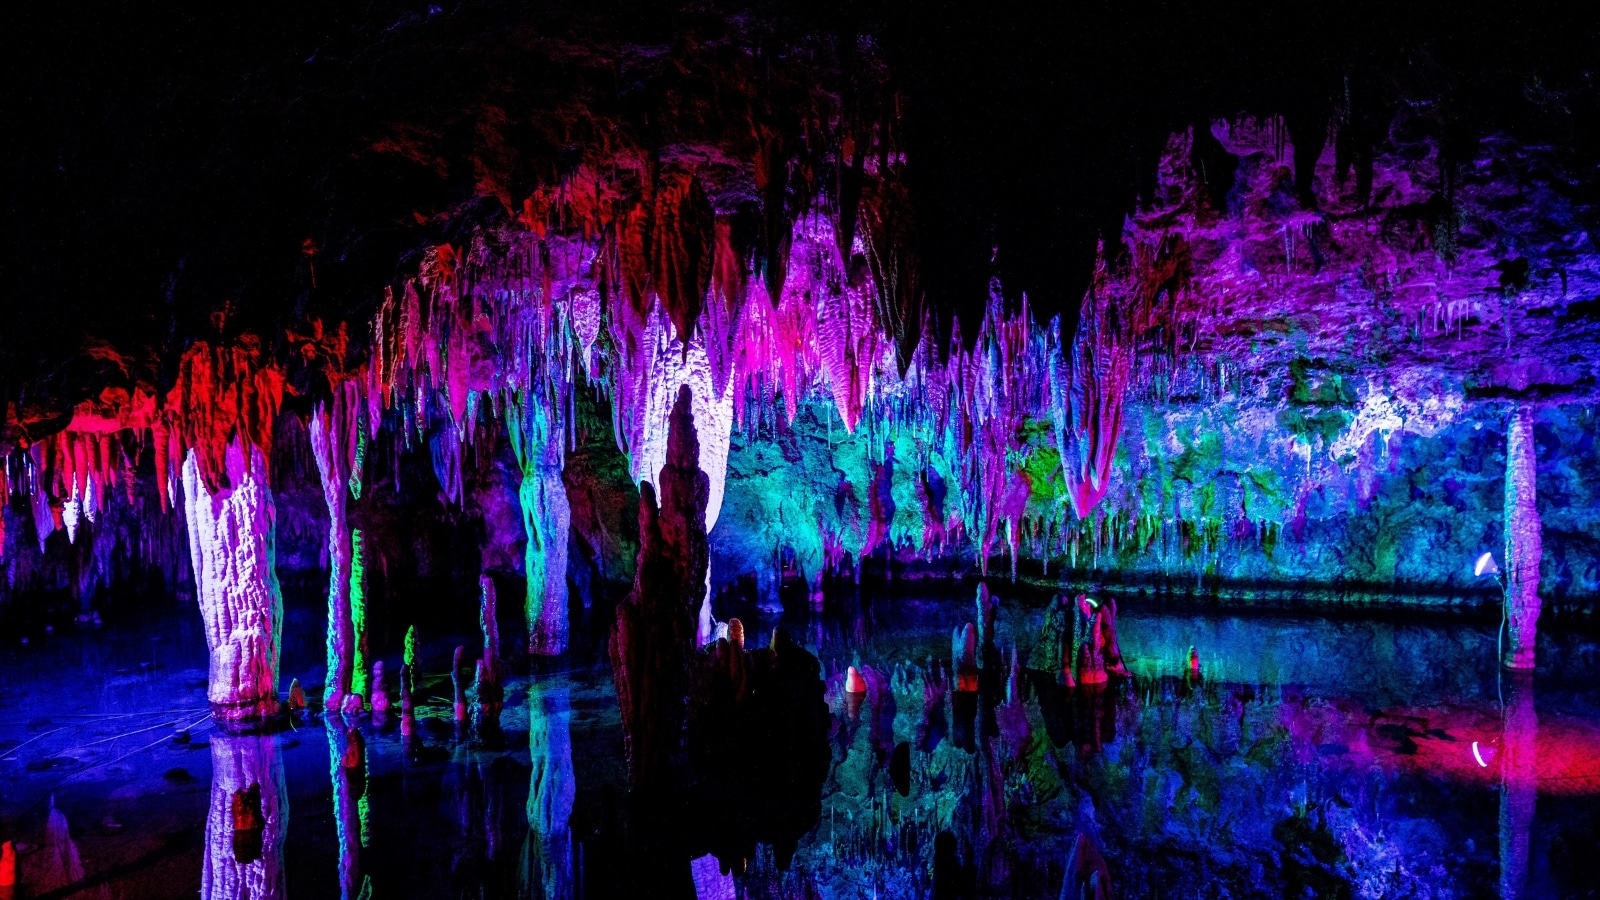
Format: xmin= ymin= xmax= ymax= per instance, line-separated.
xmin=310 ymin=382 xmax=361 ymax=709
xmin=524 ymin=683 xmax=575 ymax=900
xmin=181 ymin=438 xmax=283 ymax=729
xmin=508 ymin=389 xmax=571 ymax=656
xmin=202 ymin=735 xmax=287 ymax=900
xmin=1503 ymin=405 xmax=1542 ymax=670
xmin=1499 ymin=672 xmax=1538 ymax=900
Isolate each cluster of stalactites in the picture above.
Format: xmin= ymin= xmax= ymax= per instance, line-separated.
xmin=365 ymin=176 xmax=1185 ymax=584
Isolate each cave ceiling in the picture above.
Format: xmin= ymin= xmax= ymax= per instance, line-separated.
xmin=5 ymin=0 xmax=1600 ymax=442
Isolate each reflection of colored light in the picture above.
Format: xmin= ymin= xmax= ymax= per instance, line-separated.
xmin=1472 ymin=741 xmax=1487 ymax=767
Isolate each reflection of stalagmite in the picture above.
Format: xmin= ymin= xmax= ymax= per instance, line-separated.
xmin=326 ymin=720 xmax=369 ymax=900
xmin=522 ymin=684 xmax=575 ymax=900
xmin=203 ymin=735 xmax=287 ymax=900
xmin=182 ymin=440 xmax=283 ymax=729
xmin=1503 ymin=406 xmax=1542 ymax=670
xmin=1499 ymin=673 xmax=1538 ymax=900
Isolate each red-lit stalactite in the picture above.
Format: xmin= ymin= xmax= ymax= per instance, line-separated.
xmin=610 ymin=386 xmax=709 ymax=787
xmin=1503 ymin=405 xmax=1542 ymax=670
xmin=168 ymin=339 xmax=287 ymax=496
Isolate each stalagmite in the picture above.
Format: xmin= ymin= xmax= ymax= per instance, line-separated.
xmin=1503 ymin=405 xmax=1542 ymax=670
xmin=477 ymin=575 xmax=503 ymax=706
xmin=182 ymin=440 xmax=283 ymax=729
xmin=611 ymin=386 xmax=710 ymax=787
xmin=203 ymin=735 xmax=287 ymax=900
xmin=370 ymin=661 xmax=390 ymax=716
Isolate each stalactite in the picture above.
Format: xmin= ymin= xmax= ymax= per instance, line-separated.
xmin=1503 ymin=405 xmax=1542 ymax=670
xmin=181 ymin=439 xmax=283 ymax=730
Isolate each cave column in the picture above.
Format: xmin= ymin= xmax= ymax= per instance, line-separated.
xmin=202 ymin=735 xmax=288 ymax=900
xmin=310 ymin=393 xmax=358 ymax=708
xmin=509 ymin=392 xmax=572 ymax=657
xmin=182 ymin=438 xmax=283 ymax=729
xmin=1503 ymin=405 xmax=1542 ymax=670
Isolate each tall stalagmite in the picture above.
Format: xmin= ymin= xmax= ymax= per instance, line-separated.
xmin=311 ymin=384 xmax=360 ymax=708
xmin=202 ymin=735 xmax=288 ymax=900
xmin=1503 ymin=406 xmax=1542 ymax=670
xmin=182 ymin=439 xmax=283 ymax=729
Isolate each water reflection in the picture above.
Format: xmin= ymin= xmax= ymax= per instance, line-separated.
xmin=522 ymin=684 xmax=574 ymax=900
xmin=203 ymin=735 xmax=287 ymax=900
xmin=326 ymin=718 xmax=369 ymax=900
xmin=1499 ymin=673 xmax=1537 ymax=900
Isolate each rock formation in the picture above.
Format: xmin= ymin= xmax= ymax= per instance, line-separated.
xmin=182 ymin=439 xmax=283 ymax=730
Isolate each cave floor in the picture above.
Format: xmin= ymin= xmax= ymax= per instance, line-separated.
xmin=1 ymin=587 xmax=1596 ymax=898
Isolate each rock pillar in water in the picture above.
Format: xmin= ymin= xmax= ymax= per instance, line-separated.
xmin=203 ymin=735 xmax=287 ymax=900
xmin=311 ymin=389 xmax=359 ymax=709
xmin=1503 ymin=406 xmax=1542 ymax=670
xmin=610 ymin=386 xmax=709 ymax=787
xmin=182 ymin=440 xmax=283 ymax=729
xmin=509 ymin=393 xmax=571 ymax=657
xmin=524 ymin=684 xmax=575 ymax=900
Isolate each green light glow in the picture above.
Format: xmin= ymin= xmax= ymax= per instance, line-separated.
xmin=350 ymin=528 xmax=369 ymax=699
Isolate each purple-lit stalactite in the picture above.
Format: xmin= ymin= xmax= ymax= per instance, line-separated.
xmin=1499 ymin=673 xmax=1538 ymax=900
xmin=311 ymin=384 xmax=361 ymax=709
xmin=508 ymin=391 xmax=571 ymax=656
xmin=1503 ymin=406 xmax=1542 ymax=670
xmin=203 ymin=735 xmax=287 ymax=900
xmin=181 ymin=439 xmax=283 ymax=729
xmin=524 ymin=683 xmax=575 ymax=900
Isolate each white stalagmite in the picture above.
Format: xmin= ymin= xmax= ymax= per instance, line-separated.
xmin=1503 ymin=405 xmax=1542 ymax=670
xmin=182 ymin=439 xmax=283 ymax=727
xmin=203 ymin=735 xmax=288 ymax=900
